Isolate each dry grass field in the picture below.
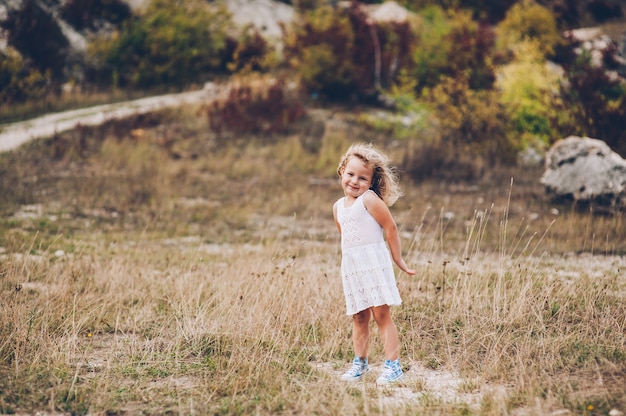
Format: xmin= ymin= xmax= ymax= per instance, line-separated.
xmin=1 ymin=106 xmax=625 ymax=415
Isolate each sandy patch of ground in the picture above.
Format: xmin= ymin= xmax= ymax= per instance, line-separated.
xmin=315 ymin=360 xmax=489 ymax=410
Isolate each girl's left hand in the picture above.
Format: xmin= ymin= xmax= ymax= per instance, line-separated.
xmin=397 ymin=260 xmax=416 ymax=276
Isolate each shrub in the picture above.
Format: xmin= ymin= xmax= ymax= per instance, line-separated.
xmin=0 ymin=0 xmax=69 ymax=80
xmin=400 ymin=0 xmax=463 ymax=10
xmin=283 ymin=2 xmax=416 ymax=100
xmin=587 ymin=0 xmax=624 ymax=23
xmin=495 ymin=0 xmax=561 ymax=59
xmin=495 ymin=42 xmax=566 ymax=148
xmin=91 ymin=0 xmax=231 ymax=88
xmin=60 ymin=0 xmax=131 ymax=30
xmin=559 ymin=48 xmax=626 ymax=156
xmin=410 ymin=6 xmax=452 ymax=92
xmin=411 ymin=7 xmax=495 ymax=93
xmin=457 ymin=0 xmax=517 ymax=23
xmin=400 ymin=0 xmax=518 ymax=24
xmin=408 ymin=74 xmax=515 ymax=180
xmin=542 ymin=0 xmax=623 ymax=28
xmin=442 ymin=10 xmax=496 ymax=90
xmin=0 ymin=48 xmax=52 ymax=104
xmin=227 ymin=26 xmax=278 ymax=74
xmin=283 ymin=5 xmax=358 ymax=100
xmin=205 ymin=75 xmax=307 ymax=138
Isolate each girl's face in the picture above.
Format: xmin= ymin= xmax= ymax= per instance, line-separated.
xmin=341 ymin=156 xmax=373 ymax=199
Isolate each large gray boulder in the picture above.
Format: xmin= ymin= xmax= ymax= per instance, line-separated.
xmin=540 ymin=136 xmax=626 ymax=210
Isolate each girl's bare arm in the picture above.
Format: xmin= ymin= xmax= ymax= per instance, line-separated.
xmin=333 ymin=201 xmax=342 ymax=234
xmin=364 ymin=192 xmax=416 ymax=275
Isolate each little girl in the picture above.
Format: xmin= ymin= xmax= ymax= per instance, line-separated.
xmin=333 ymin=143 xmax=416 ymax=385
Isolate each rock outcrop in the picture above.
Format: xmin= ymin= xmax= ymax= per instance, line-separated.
xmin=565 ymin=25 xmax=626 ymax=81
xmin=540 ymin=136 xmax=626 ymax=211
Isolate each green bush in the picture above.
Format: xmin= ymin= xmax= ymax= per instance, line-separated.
xmin=284 ymin=3 xmax=416 ymax=100
xmin=0 ymin=48 xmax=51 ymax=104
xmin=407 ymin=6 xmax=450 ymax=92
xmin=300 ymin=41 xmax=356 ymax=98
xmin=400 ymin=0 xmax=517 ymax=23
xmin=496 ymin=0 xmax=561 ymax=59
xmin=91 ymin=0 xmax=231 ymax=88
xmin=408 ymin=74 xmax=516 ymax=180
xmin=227 ymin=26 xmax=278 ymax=74
xmin=411 ymin=7 xmax=495 ymax=93
xmin=283 ymin=5 xmax=358 ymax=99
xmin=442 ymin=9 xmax=496 ymax=90
xmin=495 ymin=42 xmax=565 ymax=147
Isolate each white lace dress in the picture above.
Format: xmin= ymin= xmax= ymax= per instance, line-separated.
xmin=336 ymin=190 xmax=402 ymax=315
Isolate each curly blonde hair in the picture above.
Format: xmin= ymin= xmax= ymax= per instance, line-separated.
xmin=337 ymin=143 xmax=403 ymax=206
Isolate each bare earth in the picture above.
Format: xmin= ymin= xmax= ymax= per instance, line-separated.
xmin=315 ymin=360 xmax=488 ymax=410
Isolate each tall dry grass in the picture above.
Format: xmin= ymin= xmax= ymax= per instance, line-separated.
xmin=1 ymin=109 xmax=625 ymax=414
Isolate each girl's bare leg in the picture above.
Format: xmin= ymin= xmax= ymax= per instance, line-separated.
xmin=352 ymin=308 xmax=371 ymax=358
xmin=371 ymin=305 xmax=399 ymax=360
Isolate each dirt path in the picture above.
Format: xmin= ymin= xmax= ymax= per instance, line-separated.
xmin=0 ymin=86 xmax=216 ymax=153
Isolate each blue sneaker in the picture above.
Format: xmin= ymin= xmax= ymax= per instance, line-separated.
xmin=376 ymin=359 xmax=404 ymax=385
xmin=341 ymin=357 xmax=370 ymax=381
